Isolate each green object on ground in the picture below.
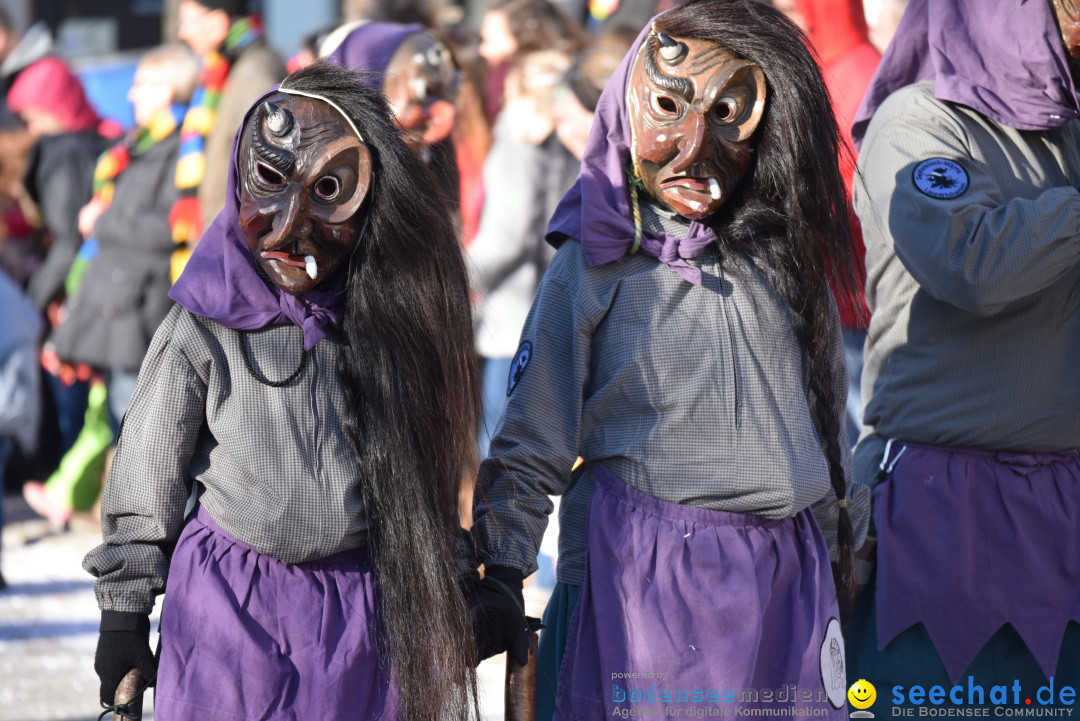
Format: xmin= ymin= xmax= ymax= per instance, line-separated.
xmin=44 ymin=380 xmax=114 ymax=511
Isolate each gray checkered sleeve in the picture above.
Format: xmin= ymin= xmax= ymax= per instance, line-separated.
xmin=472 ymin=244 xmax=600 ymax=576
xmin=84 ymin=305 xmax=375 ymax=613
xmin=83 ymin=307 xmax=206 ymax=614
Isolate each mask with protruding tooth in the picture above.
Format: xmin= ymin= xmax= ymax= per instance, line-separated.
xmin=625 ymin=27 xmax=767 ymax=220
xmin=236 ymin=92 xmax=373 ymax=295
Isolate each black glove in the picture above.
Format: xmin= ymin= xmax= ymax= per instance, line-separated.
xmin=465 ymin=565 xmax=531 ymax=666
xmin=94 ymin=611 xmax=157 ymax=706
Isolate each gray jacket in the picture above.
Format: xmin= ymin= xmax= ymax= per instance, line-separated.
xmin=52 ymin=131 xmax=179 ymax=372
xmin=472 ymin=239 xmax=871 ymax=585
xmin=854 ymin=80 xmax=1080 ymax=484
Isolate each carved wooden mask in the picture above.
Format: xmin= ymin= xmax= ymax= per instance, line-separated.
xmin=237 ymin=93 xmax=372 ymax=294
xmin=626 ymin=27 xmax=766 ymax=220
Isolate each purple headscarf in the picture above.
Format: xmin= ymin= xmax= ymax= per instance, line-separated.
xmin=546 ymin=17 xmax=717 ymax=286
xmin=851 ymin=0 xmax=1080 ymax=149
xmin=169 ymin=87 xmax=349 ymax=350
xmin=322 ymin=21 xmax=424 ymax=83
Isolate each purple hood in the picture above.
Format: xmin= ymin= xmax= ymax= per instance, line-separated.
xmin=852 ymin=0 xmax=1080 ymax=148
xmin=323 ymin=21 xmax=424 ymax=84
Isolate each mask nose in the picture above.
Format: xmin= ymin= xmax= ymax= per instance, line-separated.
xmin=261 ymin=185 xmax=313 ymax=251
xmin=669 ymin=111 xmax=711 ymax=175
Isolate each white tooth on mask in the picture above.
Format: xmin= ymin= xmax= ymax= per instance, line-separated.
xmin=709 ymin=178 xmax=721 ymax=200
xmin=305 ymin=255 xmax=317 ymax=280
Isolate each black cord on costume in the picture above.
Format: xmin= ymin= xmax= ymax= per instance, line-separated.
xmin=238 ymin=330 xmax=308 ymax=387
xmin=97 ymin=682 xmax=149 ymax=721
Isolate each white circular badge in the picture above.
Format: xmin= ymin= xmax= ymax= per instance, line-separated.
xmin=819 ymin=617 xmax=847 ymax=709
xmin=913 ymin=158 xmax=969 ymax=199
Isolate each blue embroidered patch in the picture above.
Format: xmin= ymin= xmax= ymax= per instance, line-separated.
xmin=507 ymin=341 xmax=532 ymax=396
xmin=912 ymin=158 xmax=969 ymax=199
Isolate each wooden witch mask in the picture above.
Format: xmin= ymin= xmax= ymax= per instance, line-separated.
xmin=383 ymin=31 xmax=461 ymax=147
xmin=237 ymin=92 xmax=372 ymax=294
xmin=626 ymin=26 xmax=767 ymax=220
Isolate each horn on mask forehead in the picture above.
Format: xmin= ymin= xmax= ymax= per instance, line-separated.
xmin=654 ymin=27 xmax=687 ymax=64
xmin=262 ymin=101 xmax=293 ymax=137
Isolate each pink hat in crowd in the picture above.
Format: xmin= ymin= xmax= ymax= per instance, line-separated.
xmin=7 ymin=55 xmax=104 ymax=134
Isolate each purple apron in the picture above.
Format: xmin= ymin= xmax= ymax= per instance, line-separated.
xmin=554 ymin=463 xmax=848 ymax=720
xmin=154 ymin=506 xmax=398 ymax=720
xmin=874 ymin=440 xmax=1080 ymax=683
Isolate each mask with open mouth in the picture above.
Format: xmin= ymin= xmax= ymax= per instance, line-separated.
xmin=237 ymin=93 xmax=372 ymax=294
xmin=626 ymin=26 xmax=766 ymax=220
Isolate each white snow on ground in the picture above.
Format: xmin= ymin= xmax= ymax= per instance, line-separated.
xmin=0 ymin=500 xmax=141 ymax=721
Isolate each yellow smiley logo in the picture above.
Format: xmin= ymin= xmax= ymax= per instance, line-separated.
xmin=848 ymin=679 xmax=876 ymax=710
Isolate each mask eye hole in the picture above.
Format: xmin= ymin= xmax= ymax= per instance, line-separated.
xmin=714 ymin=97 xmax=738 ymax=122
xmin=652 ymin=94 xmax=679 ymax=115
xmin=314 ymin=175 xmax=341 ymax=202
xmin=256 ymin=161 xmax=287 ymax=187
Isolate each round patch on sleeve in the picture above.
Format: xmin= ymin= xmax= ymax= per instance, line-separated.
xmin=819 ymin=617 xmax=847 ymax=709
xmin=912 ymin=158 xmax=969 ymax=199
xmin=506 ymin=341 xmax=532 ymax=396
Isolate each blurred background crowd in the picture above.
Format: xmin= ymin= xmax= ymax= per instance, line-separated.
xmin=0 ymin=0 xmax=908 ymax=591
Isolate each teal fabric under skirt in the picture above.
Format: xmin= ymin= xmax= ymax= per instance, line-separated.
xmin=536 ymin=582 xmax=582 ymax=721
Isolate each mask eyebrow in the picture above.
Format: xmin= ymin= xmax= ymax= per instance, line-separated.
xmin=644 ymin=34 xmax=694 ymax=102
xmin=688 ymin=46 xmax=738 ymax=74
xmin=296 ymin=121 xmax=337 ymax=151
xmin=251 ymin=112 xmax=295 ymax=176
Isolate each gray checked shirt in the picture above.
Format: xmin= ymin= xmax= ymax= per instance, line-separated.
xmin=83 ymin=306 xmax=368 ymax=614
xmin=472 ymin=238 xmax=872 ymax=586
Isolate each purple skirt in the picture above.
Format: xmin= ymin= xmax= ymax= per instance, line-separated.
xmin=554 ymin=464 xmax=848 ymax=721
xmin=875 ymin=441 xmax=1080 ymax=683
xmin=154 ymin=506 xmax=397 ymax=720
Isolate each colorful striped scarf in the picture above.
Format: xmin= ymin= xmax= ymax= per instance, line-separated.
xmin=169 ymin=15 xmax=263 ymax=282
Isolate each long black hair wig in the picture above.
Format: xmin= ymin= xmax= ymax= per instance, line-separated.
xmin=654 ymin=0 xmax=861 ymax=591
xmin=281 ymin=63 xmax=480 ymax=720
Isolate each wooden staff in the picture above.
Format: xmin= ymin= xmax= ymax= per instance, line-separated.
xmin=506 ymin=630 xmax=540 ymax=721
xmin=112 ymin=668 xmax=144 ymax=720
